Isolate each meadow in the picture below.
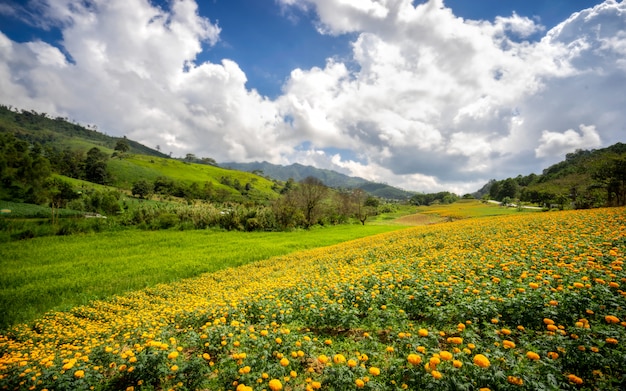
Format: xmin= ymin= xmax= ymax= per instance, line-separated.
xmin=0 ymin=206 xmax=624 ymax=390
xmin=0 ymin=224 xmax=408 ymax=330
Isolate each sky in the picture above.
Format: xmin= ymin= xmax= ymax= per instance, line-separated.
xmin=0 ymin=0 xmax=624 ymax=194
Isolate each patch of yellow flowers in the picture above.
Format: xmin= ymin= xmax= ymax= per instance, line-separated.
xmin=0 ymin=207 xmax=624 ymax=390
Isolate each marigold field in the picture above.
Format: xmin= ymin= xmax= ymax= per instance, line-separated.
xmin=1 ymin=207 xmax=625 ymax=391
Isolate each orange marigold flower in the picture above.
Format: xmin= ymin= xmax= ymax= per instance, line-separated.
xmin=507 ymin=376 xmax=523 ymax=386
xmin=452 ymin=360 xmax=463 ymax=368
xmin=418 ymin=329 xmax=429 ymax=337
xmin=473 ymin=354 xmax=490 ymax=368
xmin=503 ymin=340 xmax=516 ymax=349
xmin=526 ymin=351 xmax=540 ymax=360
xmin=606 ymin=338 xmax=618 ymax=345
xmin=407 ymin=354 xmax=422 ymax=366
xmin=605 ymin=315 xmax=620 ymax=324
xmin=431 ymin=370 xmax=443 ymax=379
xmin=543 ymin=318 xmax=555 ymax=325
xmin=440 ymin=351 xmax=453 ymax=361
xmin=355 ymin=379 xmax=365 ymax=388
xmin=268 ymin=379 xmax=283 ymax=391
xmin=547 ymin=351 xmax=559 ymax=359
xmin=317 ymin=355 xmax=329 ymax=364
xmin=447 ymin=337 xmax=463 ymax=345
xmin=567 ymin=374 xmax=583 ymax=384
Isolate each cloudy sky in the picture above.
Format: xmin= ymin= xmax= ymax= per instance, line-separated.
xmin=0 ymin=0 xmax=624 ymax=194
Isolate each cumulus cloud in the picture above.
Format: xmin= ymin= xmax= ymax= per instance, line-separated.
xmin=535 ymin=124 xmax=602 ymax=158
xmin=0 ymin=0 xmax=625 ymax=194
xmin=276 ymin=0 xmax=626 ymax=192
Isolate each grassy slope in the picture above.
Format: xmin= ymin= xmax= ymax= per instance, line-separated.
xmin=0 ymin=224 xmax=408 ymax=329
xmin=108 ymin=154 xmax=278 ymax=200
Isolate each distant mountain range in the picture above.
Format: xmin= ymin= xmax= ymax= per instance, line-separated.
xmin=221 ymin=161 xmax=416 ymax=200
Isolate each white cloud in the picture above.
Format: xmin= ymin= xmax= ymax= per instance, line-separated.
xmin=0 ymin=0 xmax=625 ymax=194
xmin=535 ymin=124 xmax=602 ymax=159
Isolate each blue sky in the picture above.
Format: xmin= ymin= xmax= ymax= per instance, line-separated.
xmin=0 ymin=0 xmax=624 ymax=193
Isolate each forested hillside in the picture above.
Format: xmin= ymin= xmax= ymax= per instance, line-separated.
xmin=474 ymin=143 xmax=626 ymax=208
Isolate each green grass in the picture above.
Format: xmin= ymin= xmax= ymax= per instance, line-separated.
xmin=0 ymin=223 xmax=408 ymax=330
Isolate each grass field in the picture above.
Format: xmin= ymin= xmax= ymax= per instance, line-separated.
xmin=415 ymin=199 xmax=540 ymax=219
xmin=0 ymin=224 xmax=409 ymax=329
xmin=0 ymin=207 xmax=623 ymax=390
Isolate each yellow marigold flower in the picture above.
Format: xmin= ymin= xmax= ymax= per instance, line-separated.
xmin=503 ymin=340 xmax=516 ymax=349
xmin=311 ymin=381 xmax=321 ymax=389
xmin=605 ymin=315 xmax=620 ymax=324
xmin=74 ymin=370 xmax=85 ymax=379
xmin=355 ymin=379 xmax=365 ymax=388
xmin=170 ymin=365 xmax=178 ymax=372
xmin=368 ymin=366 xmax=380 ymax=376
xmin=317 ymin=355 xmax=329 ymax=364
xmin=457 ymin=323 xmax=466 ymax=330
xmin=347 ymin=359 xmax=357 ymax=368
xmin=275 ymin=337 xmax=282 ymax=344
xmin=440 ymin=351 xmax=453 ymax=361
xmin=386 ymin=346 xmax=394 ymax=353
xmin=479 ymin=388 xmax=491 ymax=391
xmin=407 ymin=354 xmax=422 ymax=366
xmin=168 ymin=351 xmax=179 ymax=360
xmin=447 ymin=337 xmax=463 ymax=345
xmin=418 ymin=329 xmax=429 ymax=337
xmin=453 ymin=360 xmax=463 ymax=368
xmin=333 ymin=354 xmax=346 ymax=364
xmin=324 ymin=339 xmax=332 ymax=345
xmin=429 ymin=356 xmax=441 ymax=366
xmin=529 ymin=282 xmax=539 ymax=289
xmin=417 ymin=346 xmax=426 ymax=353
xmin=202 ymin=353 xmax=211 ymax=360
xmin=279 ymin=357 xmax=290 ymax=367
xmin=473 ymin=354 xmax=490 ymax=368
xmin=431 ymin=370 xmax=442 ymax=379
xmin=526 ymin=351 xmax=540 ymax=360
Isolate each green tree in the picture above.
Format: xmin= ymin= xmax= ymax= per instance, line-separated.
xmin=132 ymin=179 xmax=153 ymax=199
xmin=85 ymin=147 xmax=109 ymax=184
xmin=295 ymin=176 xmax=328 ymax=228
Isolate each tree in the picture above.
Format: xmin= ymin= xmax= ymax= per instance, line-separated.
xmin=352 ymin=189 xmax=370 ymax=225
xmin=85 ymin=147 xmax=109 ymax=184
xmin=46 ymin=178 xmax=79 ymax=224
xmin=114 ymin=138 xmax=130 ymax=154
xmin=295 ymin=176 xmax=328 ymax=228
xmin=132 ymin=179 xmax=153 ymax=199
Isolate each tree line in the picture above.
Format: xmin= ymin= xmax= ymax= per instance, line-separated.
xmin=478 ymin=144 xmax=626 ymax=209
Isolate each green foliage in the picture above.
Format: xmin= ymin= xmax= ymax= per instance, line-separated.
xmin=479 ymin=143 xmax=626 ymax=208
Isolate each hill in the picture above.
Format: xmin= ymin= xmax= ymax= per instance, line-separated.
xmin=0 ymin=105 xmax=281 ymax=204
xmin=221 ymin=161 xmax=415 ymax=200
xmin=0 ymin=105 xmax=168 ymax=158
xmin=474 ymin=142 xmax=626 ymax=208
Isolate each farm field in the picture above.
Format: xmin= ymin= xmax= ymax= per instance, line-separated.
xmin=0 ymin=207 xmax=624 ymax=390
xmin=0 ymin=224 xmax=410 ymax=330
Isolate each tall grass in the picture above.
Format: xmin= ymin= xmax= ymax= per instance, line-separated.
xmin=0 ymin=224 xmax=407 ymax=330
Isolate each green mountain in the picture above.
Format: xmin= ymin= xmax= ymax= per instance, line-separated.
xmin=0 ymin=105 xmax=280 ymax=204
xmin=221 ymin=161 xmax=415 ymax=200
xmin=474 ymin=142 xmax=626 ymax=208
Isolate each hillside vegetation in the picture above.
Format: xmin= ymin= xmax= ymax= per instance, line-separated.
xmin=475 ymin=143 xmax=626 ymax=208
xmin=2 ymin=105 xmax=410 ymax=237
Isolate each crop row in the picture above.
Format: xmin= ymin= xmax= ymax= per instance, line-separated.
xmin=1 ymin=207 xmax=624 ymax=390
